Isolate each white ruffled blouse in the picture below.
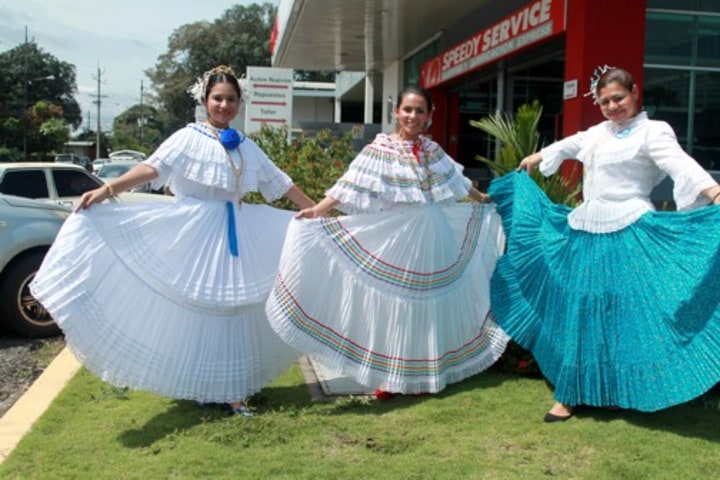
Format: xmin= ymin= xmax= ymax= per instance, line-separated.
xmin=326 ymin=133 xmax=472 ymax=214
xmin=539 ymin=112 xmax=717 ymax=233
xmin=143 ymin=122 xmax=292 ymax=202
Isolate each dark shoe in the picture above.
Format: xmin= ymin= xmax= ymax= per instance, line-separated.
xmin=225 ymin=402 xmax=255 ymax=417
xmin=543 ymin=411 xmax=573 ymax=423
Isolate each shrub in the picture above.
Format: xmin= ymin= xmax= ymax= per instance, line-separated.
xmin=247 ymin=124 xmax=358 ymax=210
xmin=470 ymin=100 xmax=581 ymax=206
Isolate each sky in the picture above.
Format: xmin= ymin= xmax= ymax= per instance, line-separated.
xmin=0 ymin=0 xmax=275 ymax=132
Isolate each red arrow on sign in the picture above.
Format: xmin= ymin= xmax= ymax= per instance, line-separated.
xmin=252 ymin=83 xmax=290 ymax=89
xmin=250 ymin=118 xmax=287 ymax=123
xmin=251 ymin=101 xmax=287 ymax=106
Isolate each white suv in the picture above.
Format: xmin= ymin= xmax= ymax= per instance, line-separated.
xmin=0 ymin=194 xmax=69 ymax=337
xmin=0 ymin=162 xmax=171 ymax=210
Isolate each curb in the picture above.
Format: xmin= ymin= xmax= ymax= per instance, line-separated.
xmin=0 ymin=347 xmax=80 ymax=464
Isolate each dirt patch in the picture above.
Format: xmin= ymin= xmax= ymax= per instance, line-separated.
xmin=0 ymin=334 xmax=65 ymax=417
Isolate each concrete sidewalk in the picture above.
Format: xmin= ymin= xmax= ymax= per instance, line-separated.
xmin=299 ymin=356 xmax=374 ymax=399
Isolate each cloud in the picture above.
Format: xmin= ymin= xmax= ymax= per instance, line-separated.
xmin=0 ymin=0 xmax=267 ymax=132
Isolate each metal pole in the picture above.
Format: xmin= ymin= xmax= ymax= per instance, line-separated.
xmin=22 ymin=29 xmax=28 ymax=161
xmin=96 ymin=67 xmax=101 ymax=159
xmin=90 ymin=64 xmax=107 ymax=159
xmin=139 ymin=80 xmax=144 ymax=143
xmin=22 ymin=75 xmax=28 ymax=161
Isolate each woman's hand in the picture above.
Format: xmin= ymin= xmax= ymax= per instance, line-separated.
xmin=468 ymin=187 xmax=491 ymax=204
xmin=74 ymin=163 xmax=158 ymax=212
xmin=517 ymin=153 xmax=542 ymax=173
xmin=294 ymin=196 xmax=339 ymax=219
xmin=294 ymin=205 xmax=323 ymax=219
xmin=76 ymin=185 xmax=113 ymax=211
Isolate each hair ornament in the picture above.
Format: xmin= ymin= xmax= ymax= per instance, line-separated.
xmin=187 ymin=65 xmax=238 ymax=104
xmin=583 ymin=64 xmax=615 ymax=104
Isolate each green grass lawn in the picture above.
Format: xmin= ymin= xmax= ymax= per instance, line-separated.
xmin=1 ymin=365 xmax=719 ymax=480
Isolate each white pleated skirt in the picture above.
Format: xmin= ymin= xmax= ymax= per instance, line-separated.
xmin=266 ymin=202 xmax=509 ymax=394
xmin=31 ymin=198 xmax=299 ymax=402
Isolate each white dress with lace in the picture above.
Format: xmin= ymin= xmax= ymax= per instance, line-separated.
xmin=266 ymin=133 xmax=509 ymax=394
xmin=31 ymin=122 xmax=299 ymax=402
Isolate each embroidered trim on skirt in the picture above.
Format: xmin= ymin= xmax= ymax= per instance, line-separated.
xmin=266 ymin=202 xmax=509 ymax=394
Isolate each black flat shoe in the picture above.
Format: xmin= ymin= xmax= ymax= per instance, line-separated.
xmin=543 ymin=411 xmax=573 ymax=423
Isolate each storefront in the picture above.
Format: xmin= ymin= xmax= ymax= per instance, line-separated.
xmin=271 ymin=0 xmax=720 ymax=181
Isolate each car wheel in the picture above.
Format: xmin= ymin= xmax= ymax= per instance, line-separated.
xmin=0 ymin=251 xmax=60 ymax=338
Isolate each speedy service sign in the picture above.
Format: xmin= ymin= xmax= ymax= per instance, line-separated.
xmin=421 ymin=0 xmax=567 ymax=89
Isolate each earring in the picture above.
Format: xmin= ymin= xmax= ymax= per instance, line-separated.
xmin=423 ymin=119 xmax=433 ymax=130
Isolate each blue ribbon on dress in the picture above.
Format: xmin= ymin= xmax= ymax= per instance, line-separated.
xmin=226 ymin=201 xmax=239 ymax=257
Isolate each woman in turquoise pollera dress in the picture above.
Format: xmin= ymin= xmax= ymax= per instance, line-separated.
xmin=488 ymin=66 xmax=720 ymax=422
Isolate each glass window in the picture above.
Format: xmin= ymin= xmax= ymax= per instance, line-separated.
xmin=692 ymin=70 xmax=720 ymax=169
xmin=458 ymin=81 xmax=499 ymax=188
xmin=696 ymin=16 xmax=720 ymax=67
xmin=645 ymin=12 xmax=693 ymax=66
xmin=52 ymin=170 xmax=101 ymax=197
xmin=0 ymin=170 xmax=49 ymax=199
xmin=404 ymin=43 xmax=440 ymax=87
xmin=648 ymin=0 xmax=720 ymax=13
xmin=643 ymin=68 xmax=691 ymax=145
xmin=699 ymin=0 xmax=720 ymax=12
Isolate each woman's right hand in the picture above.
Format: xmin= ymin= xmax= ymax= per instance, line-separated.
xmin=76 ymin=185 xmax=113 ymax=211
xmin=517 ymin=153 xmax=542 ymax=173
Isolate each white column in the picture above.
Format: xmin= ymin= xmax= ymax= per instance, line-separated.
xmin=364 ymin=75 xmax=374 ymax=124
xmin=334 ymin=97 xmax=342 ymax=123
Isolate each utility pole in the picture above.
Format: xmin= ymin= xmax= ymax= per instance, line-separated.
xmin=22 ymin=27 xmax=29 ymax=161
xmin=90 ymin=64 xmax=108 ymax=159
xmin=139 ymin=80 xmax=145 ymax=143
xmin=21 ymin=27 xmax=55 ymax=160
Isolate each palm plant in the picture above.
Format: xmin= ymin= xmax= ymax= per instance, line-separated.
xmin=470 ymin=100 xmax=581 ymax=206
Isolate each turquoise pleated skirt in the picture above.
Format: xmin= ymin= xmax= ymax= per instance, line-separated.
xmin=488 ymin=171 xmax=720 ymax=411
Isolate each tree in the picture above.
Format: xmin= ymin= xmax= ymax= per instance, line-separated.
xmin=0 ymin=41 xmax=81 ymax=160
xmin=146 ymin=2 xmax=277 ymax=135
xmin=294 ymin=70 xmax=337 ymax=82
xmin=110 ymin=104 xmax=164 ymax=154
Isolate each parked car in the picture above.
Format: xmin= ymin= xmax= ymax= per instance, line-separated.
xmin=0 ymin=194 xmax=69 ymax=337
xmin=54 ymin=153 xmax=92 ymax=172
xmin=0 ymin=162 xmax=172 ymax=210
xmin=91 ymin=158 xmax=111 ymax=174
xmin=96 ymin=161 xmax=151 ymax=193
xmin=108 ymin=149 xmax=147 ymax=162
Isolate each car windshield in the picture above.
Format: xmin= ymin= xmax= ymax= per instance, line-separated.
xmin=98 ymin=164 xmax=133 ymax=178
